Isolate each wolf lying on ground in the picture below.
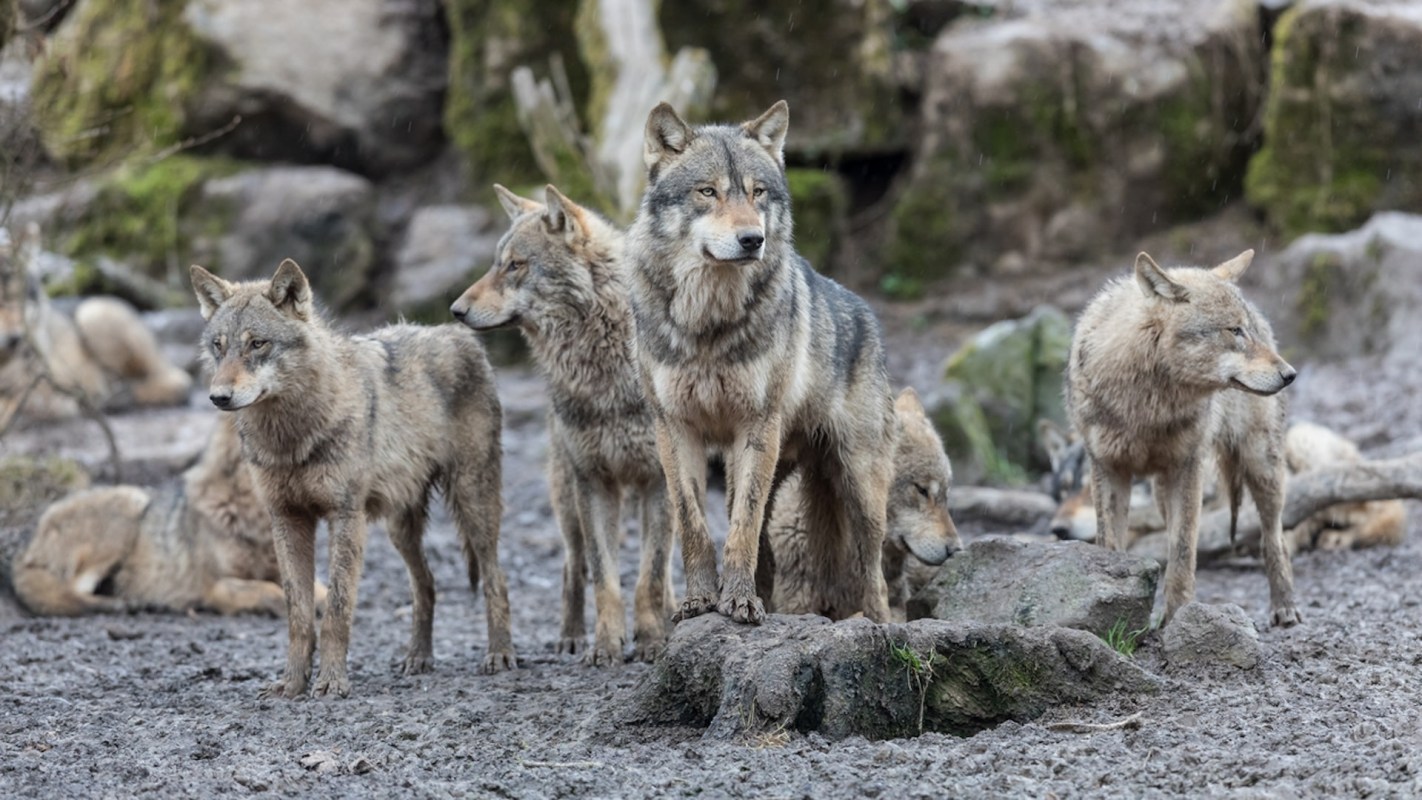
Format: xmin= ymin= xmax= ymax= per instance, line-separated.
xmin=1041 ymin=419 xmax=1405 ymax=552
xmin=1066 ymin=250 xmax=1300 ymax=626
xmin=768 ymin=386 xmax=960 ymax=620
xmin=11 ymin=414 xmax=329 ymax=617
xmin=451 ymin=183 xmax=674 ymax=665
xmin=627 ymin=100 xmax=899 ymax=625
xmin=190 ymin=259 xmax=513 ymax=699
xmin=0 ymin=224 xmax=191 ymax=427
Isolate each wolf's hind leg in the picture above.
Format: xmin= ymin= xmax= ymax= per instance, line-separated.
xmin=633 ymin=483 xmax=674 ymax=661
xmin=202 ymin=578 xmax=287 ymax=617
xmin=550 ymin=451 xmax=588 ymax=655
xmin=450 ymin=437 xmax=517 ymax=673
xmin=387 ymin=500 xmax=436 ymax=675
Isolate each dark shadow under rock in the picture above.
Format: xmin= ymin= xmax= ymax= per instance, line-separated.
xmin=623 ymin=614 xmax=1160 ymax=741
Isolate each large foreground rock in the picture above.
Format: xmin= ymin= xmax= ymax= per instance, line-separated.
xmin=1161 ymin=602 xmax=1261 ymax=669
xmin=1245 ymin=0 xmax=1422 ymax=238
xmin=887 ymin=0 xmax=1263 ymax=281
xmin=624 ymin=614 xmax=1159 ymax=740
xmin=908 ymin=537 xmax=1160 ymax=639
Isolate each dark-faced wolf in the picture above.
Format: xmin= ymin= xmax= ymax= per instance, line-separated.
xmin=1065 ymin=250 xmax=1300 ymax=626
xmin=626 ymin=100 xmax=898 ymax=624
xmin=190 ymin=259 xmax=513 ymax=698
xmin=451 ymin=184 xmax=674 ymax=665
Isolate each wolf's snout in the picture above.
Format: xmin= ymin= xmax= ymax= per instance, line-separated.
xmin=209 ymin=392 xmax=233 ymax=409
xmin=1050 ymin=522 xmax=1072 ymax=540
xmin=737 ymin=231 xmax=764 ymax=253
xmin=450 ymin=303 xmax=467 ymax=321
xmin=1279 ymin=365 xmax=1297 ymax=387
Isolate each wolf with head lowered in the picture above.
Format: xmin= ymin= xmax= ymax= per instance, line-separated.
xmin=627 ymin=100 xmax=898 ymax=623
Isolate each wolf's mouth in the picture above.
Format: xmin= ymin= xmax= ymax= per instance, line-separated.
xmin=462 ymin=314 xmax=519 ymax=332
xmin=702 ymin=247 xmax=758 ymax=264
xmin=1230 ymin=377 xmax=1283 ymax=397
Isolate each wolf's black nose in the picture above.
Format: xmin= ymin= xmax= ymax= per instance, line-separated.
xmin=1279 ymin=367 xmax=1297 ymax=387
xmin=450 ymin=305 xmax=467 ymax=320
xmin=209 ymin=393 xmax=232 ymax=409
xmin=738 ymin=233 xmax=764 ymax=252
xmin=1050 ymin=523 xmax=1071 ymax=540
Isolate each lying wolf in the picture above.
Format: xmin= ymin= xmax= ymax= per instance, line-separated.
xmin=11 ymin=414 xmax=328 ymax=616
xmin=1066 ymin=250 xmax=1300 ymax=626
xmin=451 ymin=184 xmax=674 ymax=665
xmin=0 ymin=224 xmax=191 ymax=426
xmin=768 ymin=387 xmax=960 ymax=620
xmin=190 ymin=259 xmax=513 ymax=699
xmin=627 ymin=100 xmax=898 ymax=624
xmin=1042 ymin=419 xmax=1405 ymax=552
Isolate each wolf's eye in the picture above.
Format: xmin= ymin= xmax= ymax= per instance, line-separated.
xmin=1229 ymin=327 xmax=1245 ymax=338
xmin=698 ymin=187 xmax=716 ymax=198
xmin=752 ymin=186 xmax=766 ymax=198
xmin=211 ymin=338 xmax=222 ymax=352
xmin=914 ymin=483 xmax=931 ymax=499
xmin=506 ymin=260 xmax=524 ymax=273
xmin=249 ymin=339 xmax=268 ymax=351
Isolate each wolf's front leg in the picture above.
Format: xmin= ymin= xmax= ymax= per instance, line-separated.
xmin=312 ymin=511 xmax=369 ymax=698
xmin=1091 ymin=460 xmax=1133 ymax=551
xmin=1159 ymin=459 xmax=1205 ymax=625
xmin=719 ymin=413 xmax=783 ymax=624
xmin=578 ymin=478 xmax=626 ymax=666
xmin=261 ymin=513 xmax=318 ymax=700
xmin=633 ymin=483 xmax=675 ymax=661
xmin=654 ymin=419 xmax=716 ymax=621
xmin=1248 ymin=458 xmax=1300 ymax=627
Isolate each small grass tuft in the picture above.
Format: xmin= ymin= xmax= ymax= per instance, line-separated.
xmin=1102 ymin=618 xmax=1149 ymax=658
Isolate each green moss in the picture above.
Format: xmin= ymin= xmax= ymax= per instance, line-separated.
xmin=0 ymin=455 xmax=89 ymax=528
xmin=785 ymin=168 xmax=849 ymax=272
xmin=884 ymin=155 xmax=968 ymax=288
xmin=1296 ymin=251 xmax=1337 ymax=340
xmin=31 ymin=0 xmax=217 ymax=168
xmin=0 ymin=0 xmax=13 ymax=52
xmin=442 ymin=0 xmax=588 ymax=191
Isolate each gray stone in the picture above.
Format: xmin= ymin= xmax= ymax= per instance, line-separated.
xmin=1161 ymin=602 xmax=1261 ymax=669
xmin=389 ymin=205 xmax=500 ymax=314
xmin=907 ymin=537 xmax=1160 ymax=639
xmin=623 ymin=613 xmax=1159 ymax=740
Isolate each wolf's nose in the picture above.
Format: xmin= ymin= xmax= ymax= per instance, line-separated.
xmin=450 ymin=305 xmax=467 ymax=321
xmin=209 ymin=393 xmax=232 ymax=409
xmin=1050 ymin=523 xmax=1071 ymax=540
xmin=1279 ymin=366 xmax=1297 ymax=387
xmin=738 ymin=232 xmax=764 ymax=252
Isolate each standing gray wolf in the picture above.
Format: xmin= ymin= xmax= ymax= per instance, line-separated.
xmin=12 ymin=414 xmax=328 ymax=617
xmin=450 ymin=183 xmax=674 ymax=665
xmin=768 ymin=387 xmax=960 ymax=620
xmin=627 ymin=100 xmax=898 ymax=624
xmin=189 ymin=259 xmax=513 ymax=699
xmin=1065 ymin=249 xmax=1300 ymax=626
xmin=0 ymin=224 xmax=191 ymax=426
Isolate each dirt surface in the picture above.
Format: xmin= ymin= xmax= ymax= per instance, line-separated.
xmin=3 ymin=286 xmax=1422 ymax=798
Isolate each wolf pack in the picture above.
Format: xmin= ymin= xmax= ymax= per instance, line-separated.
xmin=2 ymin=100 xmax=1404 ymax=698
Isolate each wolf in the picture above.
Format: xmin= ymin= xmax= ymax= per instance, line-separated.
xmin=768 ymin=387 xmax=960 ymax=620
xmin=189 ymin=259 xmax=513 ymax=699
xmin=627 ymin=100 xmax=899 ymax=624
xmin=11 ymin=414 xmax=329 ymax=617
xmin=450 ymin=183 xmax=674 ymax=665
xmin=0 ymin=224 xmax=191 ymax=426
xmin=1065 ymin=249 xmax=1300 ymax=626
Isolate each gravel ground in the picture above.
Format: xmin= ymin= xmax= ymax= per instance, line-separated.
xmin=2 ymin=290 xmax=1421 ymax=798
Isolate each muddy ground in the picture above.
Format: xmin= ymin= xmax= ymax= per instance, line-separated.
xmin=3 ymin=268 xmax=1422 ymax=798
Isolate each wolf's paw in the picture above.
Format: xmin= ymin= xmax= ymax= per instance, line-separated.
xmin=717 ymin=591 xmax=765 ymax=625
xmin=398 ymin=650 xmax=433 ymax=676
xmin=673 ymin=595 xmax=717 ymax=623
xmin=481 ymin=650 xmax=518 ymax=674
xmin=583 ymin=638 xmax=625 ymax=667
xmin=556 ymin=636 xmax=585 ymax=655
xmin=632 ymin=638 xmax=665 ymax=663
xmin=258 ymin=677 xmax=308 ymax=700
xmin=1271 ymin=605 xmax=1302 ymax=628
xmin=311 ymin=669 xmax=351 ymax=699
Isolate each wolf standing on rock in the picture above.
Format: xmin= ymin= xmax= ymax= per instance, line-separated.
xmin=627 ymin=100 xmax=898 ymax=624
xmin=190 ymin=259 xmax=514 ymax=699
xmin=451 ymin=184 xmax=674 ymax=665
xmin=1066 ymin=250 xmax=1300 ymax=627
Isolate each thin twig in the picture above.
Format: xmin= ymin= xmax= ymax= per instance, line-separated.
xmin=1046 ymin=712 xmax=1144 ymax=733
xmin=518 ymin=759 xmax=606 ymax=770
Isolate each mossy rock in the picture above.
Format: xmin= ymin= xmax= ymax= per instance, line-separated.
xmin=1244 ymin=2 xmax=1422 ymax=240
xmin=30 ymin=0 xmax=217 ymax=168
xmin=0 ymin=455 xmax=89 ymax=529
xmin=0 ymin=0 xmax=14 ymax=51
xmin=786 ymin=168 xmax=849 ymax=272
xmin=660 ymin=0 xmax=905 ymax=158
xmin=443 ymin=0 xmax=589 ymax=191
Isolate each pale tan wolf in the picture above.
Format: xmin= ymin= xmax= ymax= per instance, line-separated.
xmin=1042 ymin=419 xmax=1405 ymax=552
xmin=450 ymin=183 xmax=674 ymax=665
xmin=627 ymin=100 xmax=898 ymax=624
xmin=1066 ymin=250 xmax=1300 ymax=626
xmin=189 ymin=259 xmax=513 ymax=699
xmin=0 ymin=224 xmax=191 ymax=426
xmin=768 ymin=387 xmax=960 ymax=620
xmin=11 ymin=414 xmax=329 ymax=617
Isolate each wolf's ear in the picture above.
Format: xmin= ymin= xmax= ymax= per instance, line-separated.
xmin=267 ymin=259 xmax=314 ymax=321
xmin=190 ymin=265 xmax=235 ymax=321
xmin=542 ymin=185 xmax=587 ymax=240
xmin=644 ymin=102 xmax=695 ymax=174
xmin=1211 ymin=249 xmax=1254 ymax=283
xmin=894 ymin=386 xmax=926 ymax=418
xmin=742 ymin=100 xmax=790 ymax=167
xmin=1037 ymin=419 xmax=1070 ymax=473
xmin=1134 ymin=252 xmax=1189 ymax=303
xmin=493 ymin=184 xmax=541 ymax=221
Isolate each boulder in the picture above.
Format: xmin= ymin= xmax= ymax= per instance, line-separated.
xmin=786 ymin=168 xmax=850 ymax=273
xmin=907 ymin=537 xmax=1160 ymax=639
xmin=928 ymin=305 xmax=1071 ymax=483
xmin=181 ymin=0 xmax=449 ymax=177
xmin=1161 ymin=602 xmax=1260 ymax=669
xmin=1245 ymin=0 xmax=1422 ymax=238
xmin=1248 ymin=212 xmax=1422 ymax=364
xmin=389 ymin=204 xmax=502 ymax=317
xmin=623 ymin=614 xmax=1160 ymax=740
xmin=886 ymin=0 xmax=1263 ymax=282
xmin=659 ymin=0 xmax=904 ymax=159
